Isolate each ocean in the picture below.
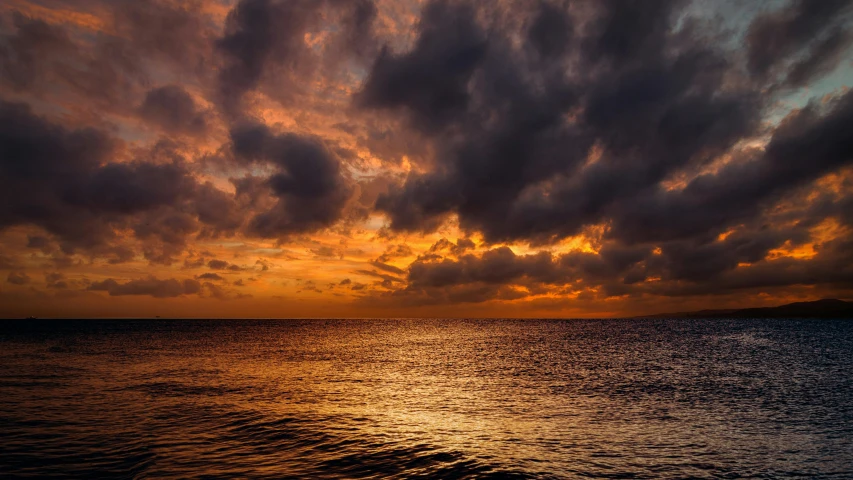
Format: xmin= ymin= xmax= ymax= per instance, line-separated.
xmin=1 ymin=318 xmax=852 ymax=478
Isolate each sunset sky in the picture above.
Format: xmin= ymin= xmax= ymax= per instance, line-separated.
xmin=0 ymin=0 xmax=852 ymax=318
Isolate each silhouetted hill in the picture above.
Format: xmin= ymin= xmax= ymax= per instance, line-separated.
xmin=637 ymin=299 xmax=853 ymax=319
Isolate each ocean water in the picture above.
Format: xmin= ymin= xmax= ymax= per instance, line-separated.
xmin=1 ymin=318 xmax=852 ymax=479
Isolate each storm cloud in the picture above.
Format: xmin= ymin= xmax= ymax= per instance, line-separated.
xmin=230 ymin=121 xmax=351 ymax=237
xmin=139 ymin=85 xmax=208 ymax=135
xmin=0 ymin=99 xmax=248 ymax=264
xmin=1 ymin=0 xmax=852 ymax=314
xmin=89 ymin=276 xmax=201 ymax=298
xmin=369 ymin=0 xmax=770 ymax=244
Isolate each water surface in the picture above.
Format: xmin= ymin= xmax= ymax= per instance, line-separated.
xmin=1 ymin=318 xmax=852 ymax=478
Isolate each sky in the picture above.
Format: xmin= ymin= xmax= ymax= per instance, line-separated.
xmin=0 ymin=0 xmax=852 ymax=318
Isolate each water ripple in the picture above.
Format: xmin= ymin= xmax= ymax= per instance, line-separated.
xmin=1 ymin=318 xmax=852 ymax=478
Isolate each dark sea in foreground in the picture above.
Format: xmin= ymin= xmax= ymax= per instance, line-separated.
xmin=1 ymin=319 xmax=852 ymax=479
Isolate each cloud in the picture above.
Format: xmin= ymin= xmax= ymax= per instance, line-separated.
xmin=215 ymin=0 xmax=376 ymax=112
xmin=89 ymin=276 xmax=201 ymax=297
xmin=527 ymin=0 xmax=573 ymax=58
xmin=359 ymin=0 xmax=853 ymax=310
xmin=207 ymin=259 xmax=229 ymax=270
xmin=207 ymin=259 xmax=245 ymax=271
xmin=216 ymin=0 xmax=318 ymax=110
xmin=7 ymin=271 xmax=30 ymax=285
xmin=1 ymin=0 xmax=852 ymax=312
xmin=26 ymin=235 xmax=49 ymax=249
xmin=197 ymin=272 xmax=225 ymax=281
xmin=356 ymin=0 xmax=487 ymax=132
xmin=784 ymin=28 xmax=853 ymax=88
xmin=139 ymin=85 xmax=207 ymax=135
xmin=376 ymin=244 xmax=413 ymax=263
xmin=201 ymin=281 xmax=240 ymax=300
xmin=747 ymin=0 xmax=853 ymax=84
xmin=114 ymin=0 xmax=214 ymax=69
xmin=0 ymin=1 xmax=214 ymax=109
xmin=192 ymin=182 xmax=246 ymax=236
xmin=381 ymin=212 xmax=853 ymax=303
xmin=66 ymin=161 xmax=197 ymax=215
xmin=0 ymin=99 xmax=251 ymax=261
xmin=584 ymin=0 xmax=679 ymax=65
xmin=0 ymin=255 xmax=21 ymax=270
xmin=45 ymin=272 xmax=67 ymax=289
xmin=311 ymin=246 xmax=340 ymax=258
xmin=428 ymin=238 xmax=475 ymax=256
xmin=0 ymin=99 xmax=117 ymax=249
xmin=609 ymin=90 xmax=853 ymax=244
xmin=369 ymin=260 xmax=405 ymax=275
xmin=0 ymin=12 xmax=72 ymax=91
xmin=367 ymin=0 xmax=766 ymax=244
xmin=407 ymin=247 xmax=566 ymax=289
xmin=230 ymin=121 xmax=351 ymax=237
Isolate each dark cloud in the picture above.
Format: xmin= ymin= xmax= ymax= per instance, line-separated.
xmin=297 ymin=279 xmax=322 ymax=293
xmin=207 ymin=260 xmax=229 ymax=270
xmin=639 ymin=235 xmax=853 ymax=298
xmin=311 ymin=246 xmax=340 ymax=258
xmin=193 ymin=182 xmax=245 ymax=236
xmin=335 ymin=0 xmax=378 ymax=60
xmin=89 ymin=276 xmax=201 ymax=297
xmin=527 ymin=1 xmax=573 ymax=58
xmin=369 ymin=260 xmax=405 ymax=275
xmin=45 ymin=272 xmax=67 ymax=289
xmin=114 ymin=0 xmax=213 ymax=69
xmin=610 ymin=90 xmax=853 ymax=244
xmin=26 ymin=235 xmax=49 ymax=249
xmin=217 ymin=0 xmax=317 ymax=109
xmin=428 ymin=238 xmax=475 ymax=256
xmin=747 ymin=0 xmax=853 ymax=83
xmin=200 ymin=281 xmax=250 ymax=300
xmin=135 ymin=211 xmax=199 ymax=265
xmin=216 ymin=0 xmax=376 ymax=112
xmin=0 ymin=12 xmax=71 ymax=91
xmin=376 ymin=244 xmax=413 ymax=263
xmin=368 ymin=0 xmax=767 ymax=246
xmin=784 ymin=28 xmax=853 ymax=87
xmin=355 ymin=269 xmax=403 ymax=285
xmin=7 ymin=271 xmax=30 ymax=285
xmin=0 ymin=99 xmax=117 ymax=249
xmin=0 ymin=255 xmax=21 ymax=270
xmin=584 ymin=0 xmax=680 ymax=65
xmin=0 ymin=2 xmax=211 ymax=110
xmin=230 ymin=121 xmax=351 ymax=237
xmin=66 ymin=161 xmax=197 ymax=215
xmin=408 ymin=247 xmax=565 ymax=289
xmin=386 ymin=207 xmax=853 ymax=302
xmin=0 ymin=99 xmax=248 ymax=261
xmin=2 ymin=0 xmax=852 ymax=309
xmin=361 ymin=0 xmax=853 ymax=310
xmin=197 ymin=272 xmax=225 ymax=281
xmin=356 ymin=0 xmax=487 ymax=132
xmin=139 ymin=85 xmax=207 ymax=135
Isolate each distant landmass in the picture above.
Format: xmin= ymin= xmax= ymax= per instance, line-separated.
xmin=637 ymin=299 xmax=853 ymax=319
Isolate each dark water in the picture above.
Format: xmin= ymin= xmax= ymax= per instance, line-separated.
xmin=1 ymin=319 xmax=852 ymax=479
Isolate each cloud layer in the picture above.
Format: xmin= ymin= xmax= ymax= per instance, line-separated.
xmin=0 ymin=0 xmax=852 ymax=316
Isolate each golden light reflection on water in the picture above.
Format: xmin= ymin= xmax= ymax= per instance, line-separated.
xmin=2 ymin=319 xmax=853 ymax=477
